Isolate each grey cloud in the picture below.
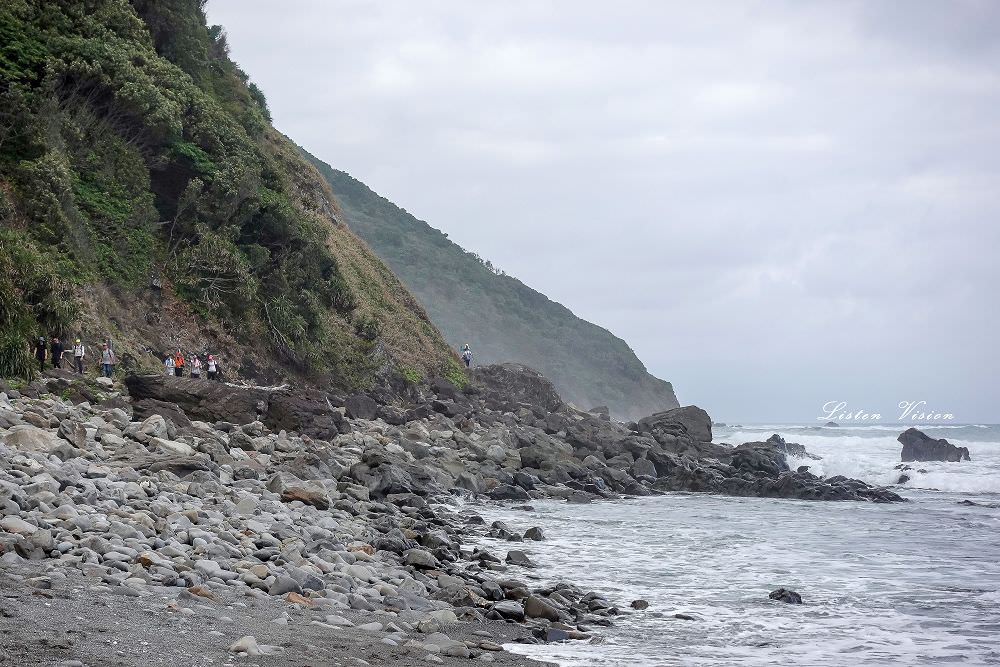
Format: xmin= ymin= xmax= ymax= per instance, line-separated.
xmin=207 ymin=0 xmax=999 ymax=422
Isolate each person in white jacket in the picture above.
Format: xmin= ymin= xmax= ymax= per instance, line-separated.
xmin=72 ymin=339 xmax=85 ymax=375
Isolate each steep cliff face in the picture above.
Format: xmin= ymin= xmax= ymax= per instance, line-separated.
xmin=303 ymin=153 xmax=680 ymax=420
xmin=0 ymin=0 xmax=455 ymax=386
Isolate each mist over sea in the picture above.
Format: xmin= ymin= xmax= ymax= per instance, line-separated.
xmin=482 ymin=424 xmax=1000 ymax=666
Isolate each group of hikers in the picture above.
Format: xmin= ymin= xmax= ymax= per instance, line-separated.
xmin=32 ymin=336 xmax=117 ymax=377
xmin=31 ymin=335 xmax=223 ymax=382
xmin=33 ymin=335 xmax=464 ymax=380
xmin=163 ymin=350 xmax=221 ymax=381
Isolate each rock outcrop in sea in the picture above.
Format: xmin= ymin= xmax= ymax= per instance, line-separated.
xmin=898 ymin=428 xmax=971 ymax=462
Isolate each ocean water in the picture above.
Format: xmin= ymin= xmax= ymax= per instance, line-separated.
xmin=482 ymin=424 xmax=1000 ymax=666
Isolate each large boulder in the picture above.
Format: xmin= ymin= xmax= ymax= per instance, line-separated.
xmin=125 ymin=375 xmax=267 ymax=425
xmin=268 ymin=389 xmax=346 ymax=440
xmin=344 ymin=394 xmax=378 ymax=420
xmin=898 ymin=428 xmax=970 ymax=462
xmin=524 ymin=595 xmax=561 ymax=621
xmin=753 ymin=433 xmax=812 ymax=458
xmin=489 ymin=484 xmax=531 ymax=501
xmin=3 ymin=425 xmax=77 ymax=460
xmin=266 ymin=472 xmax=331 ymax=509
xmin=131 ymin=399 xmax=192 ymax=429
xmin=730 ymin=444 xmax=791 ymax=477
xmin=125 ymin=375 xmax=349 ymax=439
xmin=637 ymin=405 xmax=713 ymax=443
xmin=472 ymin=364 xmax=563 ymax=412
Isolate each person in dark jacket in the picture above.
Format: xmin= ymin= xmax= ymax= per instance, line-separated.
xmin=50 ymin=337 xmax=64 ymax=369
xmin=34 ymin=337 xmax=47 ymax=372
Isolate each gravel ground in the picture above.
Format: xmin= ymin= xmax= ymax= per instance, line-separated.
xmin=0 ymin=562 xmax=553 ymax=667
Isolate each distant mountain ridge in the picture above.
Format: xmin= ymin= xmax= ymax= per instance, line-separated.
xmin=302 ymin=151 xmax=679 ymax=420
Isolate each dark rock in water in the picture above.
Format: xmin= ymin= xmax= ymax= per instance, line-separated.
xmin=523 ymin=527 xmax=545 ymax=541
xmin=344 ymin=394 xmax=378 ymax=420
xmin=543 ymin=628 xmax=569 ymax=642
xmin=731 ymin=443 xmax=789 ymax=476
xmin=825 ymin=421 xmax=839 ymax=427
xmin=472 ymin=364 xmax=563 ymax=412
xmin=897 ymin=474 xmax=910 ymax=484
xmin=638 ymin=405 xmax=713 ymax=443
xmin=630 ymin=599 xmax=649 ymax=610
xmin=488 ymin=520 xmax=520 ymax=540
xmin=566 ymin=490 xmax=594 ymax=504
xmin=744 ymin=433 xmax=816 ymax=459
xmin=505 ymin=550 xmax=536 ymax=568
xmin=674 ymin=613 xmax=697 ymax=620
xmin=489 ymin=484 xmax=531 ymax=501
xmin=765 ymin=433 xmax=807 ymax=455
xmin=898 ymin=428 xmax=970 ymax=462
xmin=796 ymin=465 xmax=811 ymax=473
xmin=769 ymin=588 xmax=802 ymax=604
xmin=958 ymin=499 xmax=1000 ymax=508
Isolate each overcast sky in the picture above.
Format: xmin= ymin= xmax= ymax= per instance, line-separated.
xmin=206 ymin=1 xmax=998 ymax=423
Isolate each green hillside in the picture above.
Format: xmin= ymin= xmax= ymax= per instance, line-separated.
xmin=0 ymin=0 xmax=456 ymax=387
xmin=303 ymin=152 xmax=679 ymax=420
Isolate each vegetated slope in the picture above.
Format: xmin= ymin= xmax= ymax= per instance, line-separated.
xmin=303 ymin=152 xmax=679 ymax=420
xmin=0 ymin=0 xmax=456 ymax=387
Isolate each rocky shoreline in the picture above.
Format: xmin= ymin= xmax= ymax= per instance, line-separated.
xmin=0 ymin=365 xmax=903 ymax=666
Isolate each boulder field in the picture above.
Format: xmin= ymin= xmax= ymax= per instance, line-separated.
xmin=0 ymin=364 xmax=902 ymax=664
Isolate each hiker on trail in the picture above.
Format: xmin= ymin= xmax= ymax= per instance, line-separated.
xmin=206 ymin=354 xmax=219 ymax=381
xmin=72 ymin=339 xmax=85 ymax=374
xmin=191 ymin=355 xmax=202 ymax=379
xmin=461 ymin=343 xmax=473 ymax=369
xmin=50 ymin=337 xmax=64 ymax=369
xmin=34 ymin=337 xmax=47 ymax=372
xmin=173 ymin=350 xmax=185 ymax=377
xmin=164 ymin=355 xmax=175 ymax=376
xmin=100 ymin=343 xmax=116 ymax=378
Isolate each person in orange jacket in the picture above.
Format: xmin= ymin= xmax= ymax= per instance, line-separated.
xmin=173 ymin=349 xmax=185 ymax=377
